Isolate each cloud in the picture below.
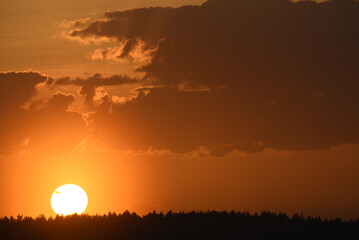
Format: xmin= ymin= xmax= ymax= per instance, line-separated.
xmin=91 ymin=47 xmax=122 ymax=61
xmin=88 ymin=85 xmax=359 ymax=154
xmin=54 ymin=17 xmax=114 ymax=45
xmin=46 ymin=92 xmax=75 ymax=112
xmin=0 ymin=71 xmax=87 ymax=154
xmin=3 ymin=0 xmax=359 ymax=155
xmin=48 ymin=73 xmax=139 ymax=108
xmin=74 ymin=0 xmax=359 ymax=154
xmin=90 ymin=38 xmax=157 ymax=64
xmin=26 ymin=92 xmax=87 ymax=153
xmin=70 ymin=7 xmax=176 ymax=46
xmin=71 ymin=0 xmax=359 ymax=86
xmin=0 ymin=71 xmax=48 ymax=153
xmin=0 ymin=71 xmax=49 ymax=111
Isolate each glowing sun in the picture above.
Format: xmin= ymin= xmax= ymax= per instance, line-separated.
xmin=51 ymin=184 xmax=88 ymax=216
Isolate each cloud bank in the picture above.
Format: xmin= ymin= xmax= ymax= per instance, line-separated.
xmin=80 ymin=0 xmax=359 ymax=154
xmin=2 ymin=0 xmax=359 ymax=155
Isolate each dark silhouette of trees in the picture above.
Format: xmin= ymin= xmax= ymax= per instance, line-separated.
xmin=1 ymin=211 xmax=358 ymax=240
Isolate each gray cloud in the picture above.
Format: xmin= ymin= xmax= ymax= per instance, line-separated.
xmin=77 ymin=0 xmax=359 ymax=154
xmin=0 ymin=71 xmax=48 ymax=111
xmin=0 ymin=71 xmax=87 ymax=154
xmin=89 ymin=84 xmax=359 ymax=155
xmin=4 ymin=0 xmax=359 ymax=155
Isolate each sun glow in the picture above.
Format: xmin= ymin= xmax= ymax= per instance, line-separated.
xmin=51 ymin=184 xmax=88 ymax=216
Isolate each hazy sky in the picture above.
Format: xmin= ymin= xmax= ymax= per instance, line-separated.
xmin=1 ymin=0 xmax=359 ymax=220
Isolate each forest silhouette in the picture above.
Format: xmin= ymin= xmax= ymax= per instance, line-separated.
xmin=1 ymin=211 xmax=358 ymax=239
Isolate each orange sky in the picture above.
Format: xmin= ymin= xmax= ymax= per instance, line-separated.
xmin=1 ymin=0 xmax=359 ymax=220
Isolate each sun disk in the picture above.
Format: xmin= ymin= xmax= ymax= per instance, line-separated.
xmin=51 ymin=184 xmax=88 ymax=216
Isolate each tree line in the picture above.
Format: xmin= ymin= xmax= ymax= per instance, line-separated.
xmin=1 ymin=210 xmax=358 ymax=239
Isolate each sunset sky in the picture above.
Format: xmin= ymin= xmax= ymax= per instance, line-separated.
xmin=1 ymin=0 xmax=359 ymax=220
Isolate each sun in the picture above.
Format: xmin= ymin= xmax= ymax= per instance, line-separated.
xmin=51 ymin=184 xmax=88 ymax=216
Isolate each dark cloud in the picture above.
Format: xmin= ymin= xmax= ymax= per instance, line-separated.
xmin=0 ymin=71 xmax=48 ymax=153
xmin=118 ymin=39 xmax=140 ymax=59
xmin=0 ymin=71 xmax=87 ymax=154
xmin=73 ymin=0 xmax=359 ymax=86
xmin=90 ymin=87 xmax=265 ymax=154
xmin=4 ymin=0 xmax=359 ymax=155
xmin=48 ymin=73 xmax=138 ymax=108
xmin=46 ymin=92 xmax=75 ymax=112
xmin=90 ymin=85 xmax=359 ymax=154
xmin=71 ymin=6 xmax=179 ymax=47
xmin=26 ymin=92 xmax=87 ymax=153
xmin=0 ymin=71 xmax=48 ymax=111
xmin=74 ymin=0 xmax=359 ymax=154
